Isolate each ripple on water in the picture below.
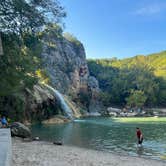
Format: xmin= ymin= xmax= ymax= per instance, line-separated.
xmin=31 ymin=117 xmax=166 ymax=161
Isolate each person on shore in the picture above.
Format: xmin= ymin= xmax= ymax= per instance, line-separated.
xmin=1 ymin=116 xmax=8 ymax=128
xmin=136 ymin=127 xmax=143 ymax=146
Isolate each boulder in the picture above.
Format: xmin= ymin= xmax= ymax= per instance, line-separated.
xmin=107 ymin=107 xmax=121 ymax=113
xmin=42 ymin=115 xmax=70 ymax=124
xmin=109 ymin=112 xmax=117 ymax=117
xmin=10 ymin=122 xmax=31 ymax=138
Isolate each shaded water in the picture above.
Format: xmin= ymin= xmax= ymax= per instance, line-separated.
xmin=31 ymin=117 xmax=166 ymax=160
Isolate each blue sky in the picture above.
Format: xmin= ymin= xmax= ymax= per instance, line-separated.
xmin=60 ymin=0 xmax=166 ymax=59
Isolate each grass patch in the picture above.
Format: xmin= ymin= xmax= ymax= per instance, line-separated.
xmin=112 ymin=117 xmax=166 ymax=123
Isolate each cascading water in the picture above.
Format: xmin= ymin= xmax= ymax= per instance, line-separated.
xmin=45 ymin=84 xmax=73 ymax=120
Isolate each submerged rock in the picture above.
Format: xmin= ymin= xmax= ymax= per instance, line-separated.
xmin=10 ymin=122 xmax=31 ymax=138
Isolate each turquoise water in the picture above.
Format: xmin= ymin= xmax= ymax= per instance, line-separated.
xmin=31 ymin=117 xmax=166 ymax=160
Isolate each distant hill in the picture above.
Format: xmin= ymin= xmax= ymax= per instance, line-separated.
xmin=88 ymin=51 xmax=166 ymax=107
xmin=89 ymin=51 xmax=166 ymax=78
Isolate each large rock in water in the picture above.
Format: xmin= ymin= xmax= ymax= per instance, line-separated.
xmin=10 ymin=122 xmax=31 ymax=138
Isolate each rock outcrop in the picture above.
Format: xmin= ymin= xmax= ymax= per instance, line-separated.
xmin=2 ymin=28 xmax=101 ymax=123
xmin=41 ymin=29 xmax=101 ymax=113
xmin=88 ymin=76 xmax=102 ymax=113
xmin=42 ymin=115 xmax=70 ymax=124
xmin=24 ymin=84 xmax=58 ymax=122
xmin=41 ymin=35 xmax=89 ymax=95
xmin=10 ymin=122 xmax=31 ymax=138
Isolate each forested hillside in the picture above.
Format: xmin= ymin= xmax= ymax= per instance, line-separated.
xmin=88 ymin=52 xmax=166 ymax=107
xmin=0 ymin=0 xmax=66 ymax=121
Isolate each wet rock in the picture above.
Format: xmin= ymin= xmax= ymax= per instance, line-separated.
xmin=33 ymin=137 xmax=40 ymax=141
xmin=53 ymin=141 xmax=63 ymax=145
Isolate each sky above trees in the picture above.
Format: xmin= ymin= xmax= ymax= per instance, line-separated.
xmin=60 ymin=0 xmax=166 ymax=59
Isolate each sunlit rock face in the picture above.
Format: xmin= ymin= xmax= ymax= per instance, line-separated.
xmin=88 ymin=76 xmax=102 ymax=113
xmin=41 ymin=31 xmax=101 ymax=112
xmin=24 ymin=84 xmax=58 ymax=122
xmin=41 ymin=35 xmax=88 ymax=94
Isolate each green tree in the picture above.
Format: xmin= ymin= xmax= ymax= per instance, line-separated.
xmin=0 ymin=0 xmax=66 ymax=121
xmin=0 ymin=0 xmax=66 ymax=34
xmin=99 ymin=92 xmax=111 ymax=107
xmin=0 ymin=0 xmax=66 ymax=95
xmin=88 ymin=52 xmax=166 ymax=107
xmin=63 ymin=33 xmax=81 ymax=46
xmin=0 ymin=33 xmax=39 ymax=96
xmin=125 ymin=90 xmax=147 ymax=108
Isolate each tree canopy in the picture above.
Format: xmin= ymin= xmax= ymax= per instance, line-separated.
xmin=0 ymin=0 xmax=65 ymax=96
xmin=0 ymin=0 xmax=66 ymax=34
xmin=0 ymin=0 xmax=66 ymax=121
xmin=88 ymin=52 xmax=166 ymax=107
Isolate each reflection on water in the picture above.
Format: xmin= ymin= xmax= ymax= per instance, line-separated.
xmin=31 ymin=117 xmax=166 ymax=161
xmin=137 ymin=146 xmax=144 ymax=156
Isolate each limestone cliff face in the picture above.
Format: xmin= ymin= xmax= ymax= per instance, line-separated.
xmin=41 ymin=31 xmax=101 ymax=112
xmin=24 ymin=84 xmax=58 ymax=122
xmin=88 ymin=76 xmax=101 ymax=113
xmin=41 ymin=36 xmax=88 ymax=95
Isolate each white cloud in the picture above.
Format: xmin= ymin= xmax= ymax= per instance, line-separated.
xmin=134 ymin=3 xmax=166 ymax=16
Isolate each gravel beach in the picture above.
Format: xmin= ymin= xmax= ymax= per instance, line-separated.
xmin=12 ymin=138 xmax=166 ymax=166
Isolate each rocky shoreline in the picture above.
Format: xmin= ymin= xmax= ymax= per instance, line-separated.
xmin=105 ymin=107 xmax=166 ymax=117
xmin=12 ymin=138 xmax=165 ymax=166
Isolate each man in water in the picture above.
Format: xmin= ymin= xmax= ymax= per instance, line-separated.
xmin=136 ymin=127 xmax=143 ymax=146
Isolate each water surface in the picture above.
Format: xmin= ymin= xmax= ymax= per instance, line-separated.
xmin=31 ymin=117 xmax=166 ymax=160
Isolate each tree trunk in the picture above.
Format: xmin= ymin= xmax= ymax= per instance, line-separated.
xmin=0 ymin=33 xmax=3 ymax=55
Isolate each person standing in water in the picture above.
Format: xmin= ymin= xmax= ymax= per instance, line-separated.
xmin=136 ymin=127 xmax=143 ymax=146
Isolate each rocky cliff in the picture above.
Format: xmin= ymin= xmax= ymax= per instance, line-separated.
xmin=0 ymin=26 xmax=102 ymax=124
xmin=40 ymin=27 xmax=101 ymax=113
xmin=41 ymin=33 xmax=88 ymax=95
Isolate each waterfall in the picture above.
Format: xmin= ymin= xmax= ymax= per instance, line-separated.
xmin=45 ymin=84 xmax=73 ymax=120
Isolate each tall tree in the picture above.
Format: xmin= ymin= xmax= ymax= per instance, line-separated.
xmin=0 ymin=0 xmax=66 ymax=95
xmin=0 ymin=0 xmax=66 ymax=34
xmin=0 ymin=33 xmax=3 ymax=55
xmin=125 ymin=90 xmax=147 ymax=108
